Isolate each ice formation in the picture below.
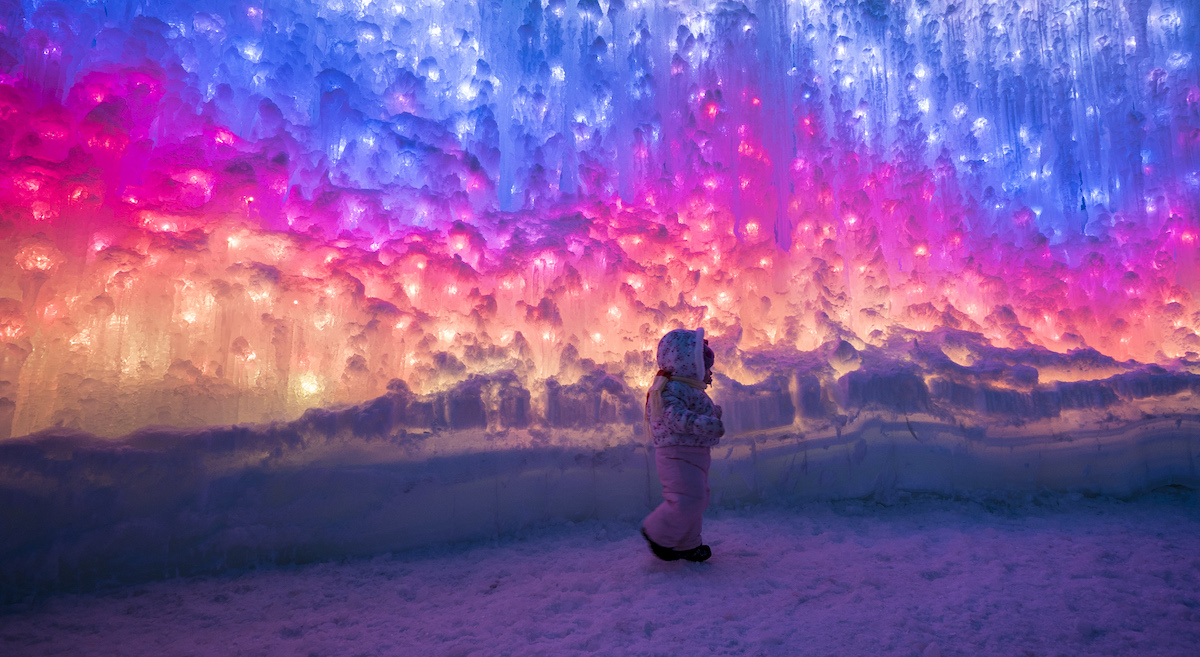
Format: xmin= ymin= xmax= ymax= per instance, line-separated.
xmin=0 ymin=0 xmax=1199 ymax=598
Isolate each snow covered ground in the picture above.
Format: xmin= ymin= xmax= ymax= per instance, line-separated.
xmin=3 ymin=490 xmax=1199 ymax=657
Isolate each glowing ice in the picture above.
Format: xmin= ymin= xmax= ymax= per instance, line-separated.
xmin=0 ymin=0 xmax=1192 ymax=443
xmin=1 ymin=0 xmax=1200 ymax=600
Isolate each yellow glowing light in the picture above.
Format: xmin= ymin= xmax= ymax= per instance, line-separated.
xmin=299 ymin=374 xmax=322 ymax=395
xmin=69 ymin=330 xmax=92 ymax=347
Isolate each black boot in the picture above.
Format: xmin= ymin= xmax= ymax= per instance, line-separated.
xmin=640 ymin=528 xmax=681 ymax=561
xmin=676 ymin=544 xmax=712 ymax=562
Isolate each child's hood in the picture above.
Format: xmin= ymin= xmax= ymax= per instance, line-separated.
xmin=655 ymin=328 xmax=706 ymax=380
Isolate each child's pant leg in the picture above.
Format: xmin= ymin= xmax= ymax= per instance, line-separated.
xmin=643 ymin=445 xmax=711 ymax=551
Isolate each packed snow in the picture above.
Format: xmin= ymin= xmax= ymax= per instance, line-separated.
xmin=3 ymin=491 xmax=1199 ymax=656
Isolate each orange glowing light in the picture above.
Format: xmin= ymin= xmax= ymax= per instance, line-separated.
xmin=17 ymin=246 xmax=60 ymax=272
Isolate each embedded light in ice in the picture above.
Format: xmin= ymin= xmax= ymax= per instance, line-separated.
xmin=299 ymin=374 xmax=322 ymax=396
xmin=0 ymin=0 xmax=1192 ymax=445
xmin=17 ymin=245 xmax=62 ymax=273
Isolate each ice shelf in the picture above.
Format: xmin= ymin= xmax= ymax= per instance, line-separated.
xmin=2 ymin=338 xmax=1198 ymax=601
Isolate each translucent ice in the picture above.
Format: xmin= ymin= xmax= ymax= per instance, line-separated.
xmin=0 ymin=0 xmax=1194 ymax=440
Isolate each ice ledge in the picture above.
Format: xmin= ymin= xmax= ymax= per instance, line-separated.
xmin=1 ymin=405 xmax=1198 ymax=603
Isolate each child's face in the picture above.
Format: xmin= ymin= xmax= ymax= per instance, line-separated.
xmin=704 ymin=366 xmax=712 ymax=386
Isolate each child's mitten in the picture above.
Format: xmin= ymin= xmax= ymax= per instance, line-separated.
xmin=695 ymin=415 xmax=725 ymax=439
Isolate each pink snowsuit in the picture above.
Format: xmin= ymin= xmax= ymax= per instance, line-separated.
xmin=642 ymin=328 xmax=724 ymax=551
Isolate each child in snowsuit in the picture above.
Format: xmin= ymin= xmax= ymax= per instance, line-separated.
xmin=641 ymin=327 xmax=724 ymax=562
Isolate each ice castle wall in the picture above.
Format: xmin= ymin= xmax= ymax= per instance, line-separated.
xmin=0 ymin=0 xmax=1197 ymax=439
xmin=3 ymin=347 xmax=1198 ymax=602
xmin=0 ymin=0 xmax=1198 ymax=601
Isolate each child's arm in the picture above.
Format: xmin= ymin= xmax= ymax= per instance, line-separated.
xmin=660 ymin=385 xmax=725 ymax=439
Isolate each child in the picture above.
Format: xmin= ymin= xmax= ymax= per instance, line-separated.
xmin=641 ymin=327 xmax=724 ymax=562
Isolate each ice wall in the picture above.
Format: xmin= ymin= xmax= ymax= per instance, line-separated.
xmin=0 ymin=0 xmax=1196 ymax=439
xmin=2 ymin=343 xmax=1197 ymax=602
xmin=0 ymin=0 xmax=1199 ymax=598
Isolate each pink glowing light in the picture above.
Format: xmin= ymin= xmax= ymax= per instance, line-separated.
xmin=0 ymin=0 xmax=1191 ymax=444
